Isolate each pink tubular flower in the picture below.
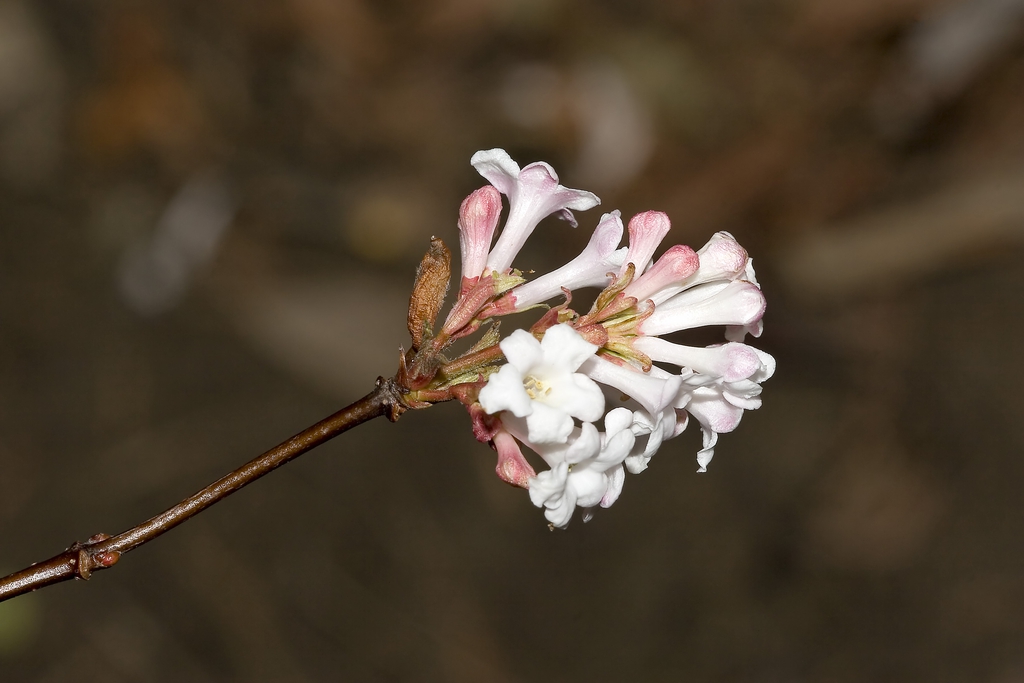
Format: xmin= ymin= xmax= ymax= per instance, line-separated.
xmin=457 ymin=185 xmax=503 ymax=291
xmin=471 ymin=149 xmax=601 ymax=273
xmin=500 ymin=211 xmax=626 ymax=312
xmin=640 ymin=280 xmax=766 ymax=337
xmin=633 ymin=337 xmax=768 ymax=383
xmin=616 ymin=230 xmax=775 ymax=473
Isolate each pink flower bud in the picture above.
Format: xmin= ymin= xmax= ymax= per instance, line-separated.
xmin=619 ymin=211 xmax=671 ymax=276
xmin=689 ymin=231 xmax=749 ymax=286
xmin=493 ymin=428 xmax=536 ymax=489
xmin=622 ymin=244 xmax=699 ymax=304
xmin=457 ymin=185 xmax=502 ymax=289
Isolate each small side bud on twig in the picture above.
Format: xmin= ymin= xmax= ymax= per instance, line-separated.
xmin=94 ymin=551 xmax=121 ymax=568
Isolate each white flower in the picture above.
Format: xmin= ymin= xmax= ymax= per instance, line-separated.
xmin=517 ymin=408 xmax=636 ymax=528
xmin=471 ymin=149 xmax=601 ymax=273
xmin=478 ymin=324 xmax=605 ymax=444
xmin=624 ymin=405 xmax=686 ymax=474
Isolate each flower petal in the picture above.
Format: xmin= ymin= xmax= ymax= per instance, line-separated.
xmin=624 ymin=407 xmax=676 ymax=473
xmin=696 ymin=427 xmax=718 ymax=473
xmin=499 ymin=328 xmax=543 ymax=372
xmin=684 ymin=385 xmax=745 ymax=434
xmin=545 ymin=372 xmax=605 ymax=423
xmin=540 ymin=323 xmax=600 ymax=372
xmin=470 ymin=148 xmax=520 ymax=196
xmin=571 ymin=468 xmax=609 ymax=508
xmin=598 ymin=423 xmax=636 ymax=465
xmin=524 ymin=401 xmax=575 ymax=443
xmin=600 ymin=465 xmax=625 ymax=508
xmin=477 ymin=151 xmax=601 ymax=273
xmin=604 ymin=406 xmax=635 ymax=436
xmin=478 ymin=364 xmax=533 ymax=417
xmin=528 ymin=462 xmax=576 ymax=528
xmin=562 ymin=422 xmax=601 ymax=465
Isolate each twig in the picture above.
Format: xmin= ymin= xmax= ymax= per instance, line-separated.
xmin=0 ymin=376 xmax=407 ymax=603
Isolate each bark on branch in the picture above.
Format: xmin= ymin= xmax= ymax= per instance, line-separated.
xmin=0 ymin=376 xmax=407 ymax=603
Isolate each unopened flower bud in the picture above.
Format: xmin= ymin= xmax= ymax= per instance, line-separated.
xmin=493 ymin=429 xmax=536 ymax=488
xmin=457 ymin=186 xmax=502 ymax=291
xmin=689 ymin=231 xmax=749 ymax=285
xmin=620 ymin=210 xmax=672 ymax=276
xmin=622 ymin=244 xmax=700 ymax=304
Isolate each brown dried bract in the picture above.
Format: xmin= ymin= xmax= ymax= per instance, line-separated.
xmin=407 ymin=237 xmax=451 ymax=351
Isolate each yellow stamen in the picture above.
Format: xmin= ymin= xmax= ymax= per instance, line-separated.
xmin=523 ymin=375 xmax=552 ymax=399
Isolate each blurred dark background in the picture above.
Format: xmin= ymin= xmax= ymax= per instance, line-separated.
xmin=2 ymin=0 xmax=1024 ymax=680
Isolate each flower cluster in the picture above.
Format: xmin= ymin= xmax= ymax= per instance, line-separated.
xmin=400 ymin=149 xmax=774 ymax=528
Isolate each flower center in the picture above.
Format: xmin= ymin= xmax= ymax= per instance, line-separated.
xmin=523 ymin=375 xmax=552 ymax=400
